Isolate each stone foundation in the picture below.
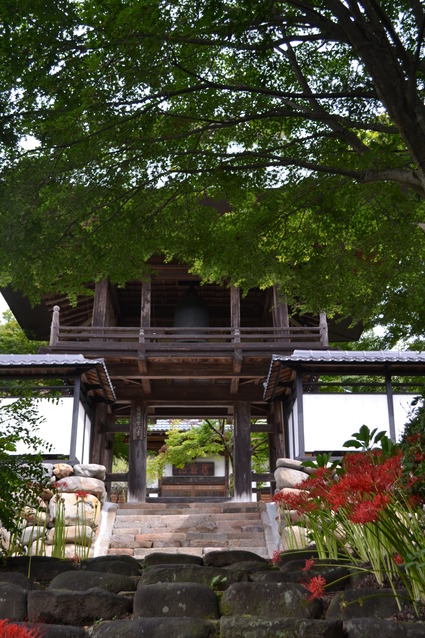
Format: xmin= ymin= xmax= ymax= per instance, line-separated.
xmin=1 ymin=462 xmax=107 ymax=559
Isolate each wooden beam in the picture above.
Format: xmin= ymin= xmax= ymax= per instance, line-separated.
xmin=108 ymin=362 xmax=266 ymax=378
xmin=113 ymin=383 xmax=265 ymax=402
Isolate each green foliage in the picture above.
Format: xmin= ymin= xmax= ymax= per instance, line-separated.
xmin=160 ymin=421 xmax=227 ymax=469
xmin=0 ymin=395 xmax=51 ymax=550
xmin=302 ymin=452 xmax=341 ymax=473
xmin=112 ymin=432 xmax=129 ymax=464
xmin=141 ymin=420 xmax=269 ymax=489
xmin=0 ymin=2 xmax=425 ymax=337
xmin=398 ymin=396 xmax=425 ymax=499
xmin=343 ymin=425 xmax=389 ymax=452
xmin=0 ymin=311 xmax=46 ymax=354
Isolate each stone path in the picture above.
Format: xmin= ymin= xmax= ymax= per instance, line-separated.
xmin=106 ymin=500 xmax=275 ymax=559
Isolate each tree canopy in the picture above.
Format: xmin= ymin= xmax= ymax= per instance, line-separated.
xmin=1 ymin=1 xmax=425 ymax=336
xmin=0 ymin=311 xmax=45 ymax=354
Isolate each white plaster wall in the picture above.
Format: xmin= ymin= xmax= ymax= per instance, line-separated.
xmin=1 ymin=397 xmax=91 ymax=461
xmin=303 ymin=393 xmax=417 ymax=452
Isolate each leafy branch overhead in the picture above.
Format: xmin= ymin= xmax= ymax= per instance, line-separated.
xmin=1 ymin=2 xmax=425 ymax=335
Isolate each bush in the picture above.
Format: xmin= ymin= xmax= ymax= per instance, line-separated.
xmin=0 ymin=395 xmax=51 ymax=553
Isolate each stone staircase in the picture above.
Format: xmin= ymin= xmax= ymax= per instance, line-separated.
xmin=106 ymin=500 xmax=275 ymax=559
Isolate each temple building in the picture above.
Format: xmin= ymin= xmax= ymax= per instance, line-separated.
xmin=1 ymin=257 xmax=362 ymax=501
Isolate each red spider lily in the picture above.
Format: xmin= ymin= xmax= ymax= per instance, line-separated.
xmin=302 ymin=575 xmax=326 ymax=599
xmin=394 ymin=553 xmax=403 ymax=565
xmin=0 ymin=620 xmax=43 ymax=637
xmin=303 ymin=558 xmax=316 ymax=571
xmin=350 ymin=500 xmax=381 ymax=524
xmin=274 ymin=449 xmax=405 ymax=525
xmin=308 ymin=452 xmax=402 ymax=518
xmin=273 ymin=488 xmax=318 ymax=514
xmin=75 ymin=490 xmax=88 ymax=500
xmin=272 ymin=550 xmax=283 ymax=566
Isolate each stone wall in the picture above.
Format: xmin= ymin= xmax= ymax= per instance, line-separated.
xmin=0 ymin=551 xmax=422 ymax=637
xmin=273 ymin=457 xmax=315 ymax=551
xmin=1 ymin=462 xmax=107 ymax=559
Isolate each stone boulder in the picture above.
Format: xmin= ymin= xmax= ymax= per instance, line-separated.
xmin=48 ymin=492 xmax=101 ymax=528
xmin=138 ymin=564 xmax=246 ymax=589
xmin=0 ymin=571 xmax=39 ymax=590
xmin=81 ymin=558 xmax=141 ymax=577
xmin=20 ymin=525 xmax=46 ymax=547
xmin=203 ymin=549 xmax=267 ymax=567
xmin=143 ymin=552 xmax=203 ymax=567
xmin=344 ymin=618 xmax=425 ymax=638
xmin=27 ymin=588 xmax=132 ymax=625
xmin=224 ymin=560 xmax=273 ymax=575
xmin=0 ymin=556 xmax=78 ymax=580
xmin=326 ymin=587 xmax=408 ymax=621
xmin=21 ymin=624 xmax=89 ymax=637
xmin=53 ymin=463 xmax=74 ymax=479
xmin=134 ymin=582 xmax=220 ymax=619
xmin=220 ymin=616 xmax=343 ymax=638
xmin=220 ymin=582 xmax=322 ymax=619
xmin=274 ymin=466 xmax=310 ymax=490
xmin=276 ymin=458 xmax=316 ymax=475
xmin=92 ymin=617 xmax=217 ymax=638
xmin=73 ymin=464 xmax=107 ymax=481
xmin=49 ymin=570 xmax=136 ymax=593
xmin=46 ymin=524 xmax=94 ymax=546
xmin=0 ymin=583 xmax=27 ymax=621
xmin=55 ymin=476 xmax=106 ymax=503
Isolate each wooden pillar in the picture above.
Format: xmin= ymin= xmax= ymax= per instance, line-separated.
xmin=233 ymin=401 xmax=252 ymax=501
xmin=319 ymin=312 xmax=329 ymax=346
xmin=295 ymin=371 xmax=305 ymax=459
xmin=230 ymin=285 xmax=241 ymax=394
xmin=272 ymin=286 xmax=289 ymax=328
xmin=139 ymin=279 xmax=152 ymax=394
xmin=230 ymin=285 xmax=240 ymax=329
xmin=385 ymin=369 xmax=397 ymax=443
xmin=267 ymin=402 xmax=285 ymax=496
xmin=69 ymin=374 xmax=81 ymax=462
xmin=92 ymin=278 xmax=117 ymax=327
xmin=140 ymin=279 xmax=151 ymax=330
xmin=50 ymin=305 xmax=60 ymax=346
xmin=102 ymin=419 xmax=115 ymax=475
xmin=128 ymin=401 xmax=147 ymax=502
xmin=91 ymin=403 xmax=108 ymax=465
xmin=90 ymin=278 xmax=117 ymax=464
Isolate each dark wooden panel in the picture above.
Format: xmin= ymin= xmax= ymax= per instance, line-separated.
xmin=162 ymin=476 xmax=225 ymax=485
xmin=172 ymin=462 xmax=215 ymax=477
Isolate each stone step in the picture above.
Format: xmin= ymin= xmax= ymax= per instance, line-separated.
xmin=113 ymin=513 xmax=262 ymax=528
xmin=115 ymin=504 xmax=264 ymax=513
xmin=107 ymin=500 xmax=274 ymax=559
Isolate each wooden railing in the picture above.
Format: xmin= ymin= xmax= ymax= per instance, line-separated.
xmin=49 ymin=325 xmax=326 ymax=355
xmin=48 ymin=305 xmax=328 ymax=355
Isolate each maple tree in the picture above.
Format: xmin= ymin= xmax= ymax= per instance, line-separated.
xmin=1 ymin=2 xmax=425 ymax=336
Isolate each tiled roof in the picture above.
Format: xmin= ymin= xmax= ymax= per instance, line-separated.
xmin=0 ymin=354 xmax=115 ymax=403
xmin=275 ymin=350 xmax=425 ymax=364
xmin=264 ymin=350 xmax=425 ymax=402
